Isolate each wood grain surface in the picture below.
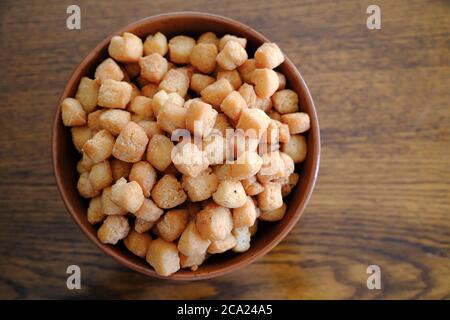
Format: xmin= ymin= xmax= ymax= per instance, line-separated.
xmin=0 ymin=0 xmax=449 ymax=299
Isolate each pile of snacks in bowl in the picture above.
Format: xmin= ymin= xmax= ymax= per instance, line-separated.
xmin=61 ymin=30 xmax=310 ymax=276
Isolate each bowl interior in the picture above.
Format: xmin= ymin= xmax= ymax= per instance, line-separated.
xmin=53 ymin=12 xmax=320 ymax=280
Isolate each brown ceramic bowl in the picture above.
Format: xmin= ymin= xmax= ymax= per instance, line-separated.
xmin=52 ymin=12 xmax=320 ymax=280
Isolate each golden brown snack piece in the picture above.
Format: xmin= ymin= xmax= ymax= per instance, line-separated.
xmin=134 ymin=198 xmax=164 ymax=222
xmin=229 ymin=150 xmax=263 ymax=180
xmin=212 ymin=180 xmax=247 ymax=208
xmin=213 ymin=113 xmax=232 ymax=137
xmin=238 ymin=59 xmax=256 ymax=84
xmin=196 ymin=203 xmax=233 ymax=241
xmin=273 ymin=120 xmax=290 ymax=143
xmin=281 ymin=134 xmax=307 ymax=163
xmin=129 ymin=161 xmax=157 ymax=197
xmin=108 ymin=32 xmax=143 ymax=63
xmin=172 ymin=142 xmax=209 ymax=178
xmin=260 ymin=203 xmax=287 ymax=222
xmin=77 ymin=172 xmax=100 ymax=198
xmin=229 ymin=129 xmax=259 ymax=159
xmin=124 ymin=230 xmax=152 ymax=258
xmin=241 ymin=177 xmax=264 ymax=196
xmin=238 ymin=83 xmax=257 ymax=108
xmin=139 ymin=53 xmax=168 ymax=83
xmin=271 ymin=89 xmax=299 ymax=114
xmin=95 ymin=58 xmax=124 ymax=82
xmin=257 ymin=151 xmax=285 ymax=183
xmin=280 ymin=152 xmax=295 ymax=177
xmin=110 ymin=178 xmax=145 ymax=213
xmin=281 ymin=112 xmax=310 ymax=134
xmin=83 ymin=129 xmax=115 ymax=163
xmin=146 ymin=238 xmax=180 ymax=276
xmin=257 ymin=182 xmax=283 ymax=211
xmin=183 ymin=98 xmax=200 ymax=111
xmin=178 ymin=220 xmax=211 ymax=257
xmin=190 ymin=43 xmax=218 ymax=74
xmin=89 ymin=161 xmax=113 ymax=191
xmin=255 ymin=43 xmax=285 ymax=69
xmin=75 ymin=77 xmax=99 ymax=113
xmin=136 ymin=120 xmax=163 ymax=140
xmin=168 ymin=35 xmax=196 ymax=64
xmin=254 ymin=96 xmax=272 ymax=112
xmin=134 ymin=218 xmax=154 ymax=234
xmin=156 ymin=209 xmax=189 ymax=242
xmin=236 ymin=108 xmax=271 ymax=141
xmin=190 ymin=74 xmax=215 ymax=95
xmin=198 ymin=32 xmax=219 ymax=48
xmin=260 ymin=119 xmax=280 ymax=146
xmin=112 ymin=121 xmax=149 ymax=163
xmin=97 ymin=215 xmax=130 ymax=245
xmin=156 ymin=102 xmax=188 ymax=134
xmin=158 ymin=69 xmax=190 ymax=97
xmin=128 ymin=96 xmax=154 ymax=121
xmin=232 ymin=227 xmax=251 ymax=252
xmin=151 ymin=174 xmax=187 ymax=209
xmin=151 ymin=90 xmax=184 ymax=117
xmin=216 ymin=41 xmax=248 ymax=70
xmin=87 ymin=110 xmax=103 ymax=133
xmin=99 ymin=109 xmax=131 ymax=136
xmin=180 ymin=253 xmax=206 ymax=271
xmin=61 ymin=98 xmax=86 ymax=127
xmin=201 ymin=78 xmax=234 ymax=108
xmin=232 ymin=197 xmax=257 ymax=228
xmin=101 ymin=186 xmax=126 ymax=216
xmin=252 ymin=68 xmax=279 ymax=99
xmin=208 ymin=234 xmax=236 ymax=254
xmin=185 ymin=100 xmax=218 ymax=138
xmin=87 ymin=196 xmax=105 ymax=225
xmin=219 ymin=34 xmax=247 ymax=51
xmin=144 ymin=32 xmax=168 ymax=56
xmin=71 ymin=126 xmax=93 ymax=152
xmin=98 ymin=79 xmax=132 ymax=109
xmin=182 ymin=168 xmax=219 ymax=202
xmin=146 ymin=134 xmax=174 ymax=172
xmin=202 ymin=134 xmax=227 ymax=165
xmin=220 ymin=91 xmax=247 ymax=121
xmin=213 ymin=164 xmax=233 ymax=181
xmin=217 ymin=70 xmax=242 ymax=90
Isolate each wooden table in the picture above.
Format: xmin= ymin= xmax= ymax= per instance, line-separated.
xmin=0 ymin=0 xmax=449 ymax=299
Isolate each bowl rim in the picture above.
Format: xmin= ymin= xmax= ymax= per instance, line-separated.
xmin=52 ymin=11 xmax=321 ymax=281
